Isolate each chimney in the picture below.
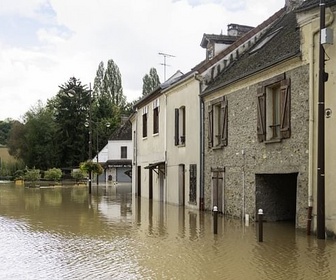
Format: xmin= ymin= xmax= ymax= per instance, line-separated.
xmin=285 ymin=0 xmax=304 ymax=11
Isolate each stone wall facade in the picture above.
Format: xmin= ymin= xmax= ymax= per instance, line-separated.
xmin=203 ymin=64 xmax=310 ymax=228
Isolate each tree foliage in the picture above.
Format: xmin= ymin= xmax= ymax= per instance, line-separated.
xmin=51 ymin=77 xmax=91 ymax=167
xmin=22 ymin=101 xmax=58 ymax=169
xmin=0 ymin=119 xmax=14 ymax=145
xmin=6 ymin=57 xmax=136 ymax=171
xmin=142 ymin=67 xmax=160 ymax=96
xmin=80 ymin=160 xmax=103 ymax=175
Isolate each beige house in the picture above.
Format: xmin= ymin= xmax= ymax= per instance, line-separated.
xmin=132 ymin=19 xmax=274 ymax=209
xmin=164 ymin=72 xmax=201 ymax=209
xmin=297 ymin=0 xmax=336 ymax=236
xmin=131 ymin=75 xmax=173 ymax=201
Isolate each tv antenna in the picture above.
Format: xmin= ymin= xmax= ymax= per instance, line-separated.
xmin=158 ymin=52 xmax=175 ymax=81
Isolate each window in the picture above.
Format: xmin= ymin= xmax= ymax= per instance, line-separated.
xmin=189 ymin=164 xmax=197 ymax=204
xmin=153 ymin=99 xmax=159 ymax=134
xmin=208 ymin=96 xmax=228 ymax=148
xmin=121 ymin=146 xmax=127 ymax=158
xmin=257 ymin=75 xmax=291 ymax=142
xmin=175 ymin=106 xmax=186 ymax=146
xmin=142 ymin=106 xmax=148 ymax=138
xmin=207 ymin=45 xmax=214 ymax=60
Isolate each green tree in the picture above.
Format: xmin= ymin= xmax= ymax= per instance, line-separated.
xmin=0 ymin=119 xmax=14 ymax=145
xmin=93 ymin=61 xmax=105 ymax=97
xmin=22 ymin=101 xmax=58 ymax=169
xmin=103 ymin=59 xmax=126 ymax=107
xmin=92 ymin=60 xmax=128 ymax=155
xmin=142 ymin=67 xmax=161 ymax=96
xmin=7 ymin=121 xmax=26 ymax=160
xmin=51 ymin=77 xmax=91 ymax=168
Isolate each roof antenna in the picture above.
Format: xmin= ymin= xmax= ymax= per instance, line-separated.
xmin=158 ymin=52 xmax=175 ymax=81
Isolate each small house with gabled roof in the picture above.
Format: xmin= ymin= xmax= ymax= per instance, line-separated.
xmin=94 ymin=119 xmax=132 ymax=184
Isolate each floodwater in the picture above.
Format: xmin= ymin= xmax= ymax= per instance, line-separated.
xmin=0 ymin=182 xmax=336 ymax=280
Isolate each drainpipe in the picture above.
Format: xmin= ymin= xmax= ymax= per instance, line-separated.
xmin=316 ymin=0 xmax=327 ymax=239
xmin=308 ymin=6 xmax=333 ymax=232
xmin=195 ymin=73 xmax=205 ymax=211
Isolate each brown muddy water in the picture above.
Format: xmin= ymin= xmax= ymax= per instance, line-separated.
xmin=0 ymin=182 xmax=335 ymax=280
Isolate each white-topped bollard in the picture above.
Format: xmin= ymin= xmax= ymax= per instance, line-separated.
xmin=245 ymin=214 xmax=250 ymax=227
xmin=213 ymin=206 xmax=218 ymax=234
xmin=258 ymin=209 xmax=264 ymax=242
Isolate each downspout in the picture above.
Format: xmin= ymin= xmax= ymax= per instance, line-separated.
xmin=164 ymin=92 xmax=168 ymax=203
xmin=308 ymin=7 xmax=334 ymax=233
xmin=195 ymin=73 xmax=205 ymax=211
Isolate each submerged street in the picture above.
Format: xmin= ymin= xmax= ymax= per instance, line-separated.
xmin=0 ymin=182 xmax=335 ymax=280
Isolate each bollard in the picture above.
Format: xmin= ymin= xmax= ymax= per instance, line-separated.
xmin=258 ymin=209 xmax=263 ymax=242
xmin=213 ymin=206 xmax=218 ymax=234
xmin=245 ymin=214 xmax=250 ymax=227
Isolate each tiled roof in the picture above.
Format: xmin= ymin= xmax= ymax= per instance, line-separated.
xmin=296 ymin=0 xmax=336 ymax=12
xmin=193 ymin=8 xmax=286 ymax=74
xmin=200 ymin=34 xmax=237 ymax=48
xmin=109 ymin=120 xmax=132 ymax=141
xmin=202 ymin=10 xmax=300 ymax=95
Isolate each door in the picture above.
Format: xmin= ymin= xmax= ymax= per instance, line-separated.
xmin=179 ymin=164 xmax=185 ymax=206
xmin=212 ymin=169 xmax=224 ymax=212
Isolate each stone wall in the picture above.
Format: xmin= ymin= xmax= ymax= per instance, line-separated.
xmin=203 ymin=64 xmax=310 ymax=228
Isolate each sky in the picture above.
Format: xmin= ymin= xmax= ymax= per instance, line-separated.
xmin=0 ymin=0 xmax=285 ymax=121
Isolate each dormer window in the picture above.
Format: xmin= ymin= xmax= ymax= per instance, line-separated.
xmin=207 ymin=46 xmax=214 ymax=60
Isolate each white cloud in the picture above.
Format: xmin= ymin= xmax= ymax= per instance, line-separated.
xmin=0 ymin=0 xmax=284 ymax=120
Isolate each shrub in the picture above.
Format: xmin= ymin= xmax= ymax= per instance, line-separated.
xmin=44 ymin=168 xmax=62 ymax=181
xmin=71 ymin=169 xmax=86 ymax=182
xmin=24 ymin=168 xmax=41 ymax=182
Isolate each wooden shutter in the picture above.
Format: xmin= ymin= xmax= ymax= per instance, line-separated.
xmin=257 ymin=86 xmax=266 ymax=142
xmin=221 ymin=96 xmax=228 ymax=147
xmin=208 ymin=104 xmax=213 ymax=148
xmin=175 ymin=108 xmax=179 ymax=146
xmin=280 ymin=78 xmax=291 ymax=139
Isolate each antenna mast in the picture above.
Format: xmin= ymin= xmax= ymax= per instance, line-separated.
xmin=158 ymin=52 xmax=175 ymax=81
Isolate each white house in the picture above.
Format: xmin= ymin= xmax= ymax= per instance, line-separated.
xmin=93 ymin=120 xmax=132 ymax=184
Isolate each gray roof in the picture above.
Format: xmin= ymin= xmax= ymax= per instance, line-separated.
xmin=296 ymin=0 xmax=336 ymax=12
xmin=200 ymin=34 xmax=238 ymax=48
xmin=109 ymin=120 xmax=132 ymax=141
xmin=202 ymin=10 xmax=300 ymax=95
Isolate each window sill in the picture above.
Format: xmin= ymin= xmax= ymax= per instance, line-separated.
xmin=212 ymin=145 xmax=223 ymax=150
xmin=264 ymin=138 xmax=282 ymax=144
xmin=153 ymin=133 xmax=159 ymax=137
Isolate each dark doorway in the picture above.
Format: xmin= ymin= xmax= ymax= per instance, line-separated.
xmin=256 ymin=173 xmax=298 ymax=223
xmin=212 ymin=168 xmax=224 ymax=213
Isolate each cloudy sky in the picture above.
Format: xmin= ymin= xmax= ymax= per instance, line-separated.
xmin=0 ymin=0 xmax=285 ymax=121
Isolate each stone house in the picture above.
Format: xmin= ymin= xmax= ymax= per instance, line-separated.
xmin=201 ymin=2 xmax=309 ymax=228
xmin=201 ymin=0 xmax=336 ymax=236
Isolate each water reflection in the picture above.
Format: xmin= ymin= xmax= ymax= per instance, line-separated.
xmin=0 ymin=182 xmax=336 ymax=279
